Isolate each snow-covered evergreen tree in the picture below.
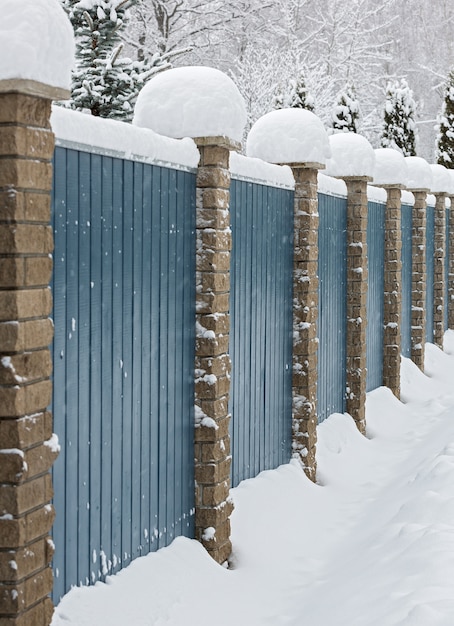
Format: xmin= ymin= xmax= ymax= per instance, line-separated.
xmin=285 ymin=72 xmax=315 ymax=111
xmin=332 ymin=85 xmax=360 ymax=133
xmin=436 ymin=69 xmax=454 ymax=168
xmin=381 ymin=79 xmax=418 ymax=156
xmin=61 ymin=0 xmax=173 ymax=121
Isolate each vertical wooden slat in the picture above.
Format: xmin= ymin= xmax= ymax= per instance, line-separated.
xmin=110 ymin=157 xmax=124 ymax=575
xmin=51 ymin=147 xmax=68 ymax=600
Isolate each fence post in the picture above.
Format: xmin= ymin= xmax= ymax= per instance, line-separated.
xmin=381 ymin=187 xmax=404 ymax=397
xmin=193 ymin=136 xmax=239 ymax=564
xmin=245 ymin=108 xmax=330 ymax=482
xmin=372 ymin=148 xmax=408 ymax=399
xmin=450 ymin=189 xmax=454 ymax=329
xmin=325 ymin=134 xmax=375 ymax=434
xmin=405 ymin=157 xmax=432 ymax=370
xmin=430 ymin=165 xmax=451 ymax=348
xmin=134 ymin=67 xmax=246 ymax=565
xmin=0 ymin=24 xmax=73 ymax=626
xmin=289 ymin=165 xmax=323 ymax=480
xmin=410 ymin=190 xmax=428 ymax=367
xmin=343 ymin=177 xmax=371 ymax=433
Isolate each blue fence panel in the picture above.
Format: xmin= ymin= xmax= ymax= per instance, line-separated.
xmin=445 ymin=207 xmax=450 ymax=332
xmin=366 ymin=200 xmax=385 ymax=391
xmin=229 ymin=179 xmax=293 ymax=487
xmin=317 ymin=192 xmax=347 ymax=422
xmin=426 ymin=203 xmax=435 ymax=343
xmin=401 ymin=203 xmax=413 ymax=357
xmin=51 ymin=147 xmax=196 ymax=600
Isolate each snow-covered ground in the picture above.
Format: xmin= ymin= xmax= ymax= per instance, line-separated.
xmin=52 ymin=332 xmax=454 ymax=626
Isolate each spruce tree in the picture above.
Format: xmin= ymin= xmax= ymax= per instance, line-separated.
xmin=61 ymin=0 xmax=170 ymax=121
xmin=436 ymin=69 xmax=454 ymax=168
xmin=286 ymin=71 xmax=315 ymax=111
xmin=332 ymin=85 xmax=360 ymax=133
xmin=381 ymin=79 xmax=418 ymax=156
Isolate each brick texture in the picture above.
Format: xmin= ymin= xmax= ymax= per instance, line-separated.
xmin=382 ymin=187 xmax=403 ymax=398
xmin=410 ymin=191 xmax=427 ymax=370
xmin=344 ymin=178 xmax=370 ymax=434
xmin=194 ymin=138 xmax=236 ymax=565
xmin=433 ymin=193 xmax=446 ymax=348
xmin=449 ymin=198 xmax=454 ymax=330
xmin=0 ymin=89 xmax=58 ymax=626
xmin=290 ymin=166 xmax=320 ymax=481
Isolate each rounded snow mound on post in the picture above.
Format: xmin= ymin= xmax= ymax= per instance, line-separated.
xmin=372 ymin=148 xmax=408 ymax=187
xmin=404 ymin=156 xmax=433 ymax=191
xmin=134 ymin=66 xmax=247 ymax=142
xmin=0 ymin=0 xmax=75 ymax=93
xmin=246 ymin=108 xmax=330 ymax=165
xmin=324 ymin=132 xmax=375 ymax=178
xmin=430 ymin=164 xmax=451 ymax=194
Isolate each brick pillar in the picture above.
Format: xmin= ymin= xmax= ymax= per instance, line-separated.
xmin=344 ymin=177 xmax=371 ymax=434
xmin=289 ymin=165 xmax=322 ymax=482
xmin=193 ymin=136 xmax=238 ymax=565
xmin=382 ymin=186 xmax=403 ymax=398
xmin=0 ymin=86 xmax=66 ymax=625
xmin=449 ymin=198 xmax=454 ymax=329
xmin=410 ymin=190 xmax=428 ymax=369
xmin=433 ymin=193 xmax=447 ymax=348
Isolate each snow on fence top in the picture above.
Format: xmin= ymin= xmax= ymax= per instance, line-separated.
xmin=246 ymin=109 xmax=330 ymax=165
xmin=51 ymin=106 xmax=199 ymax=171
xmin=0 ymin=0 xmax=75 ymax=93
xmin=367 ymin=185 xmax=387 ymax=203
xmin=401 ymin=190 xmax=415 ymax=205
xmin=404 ymin=156 xmax=433 ymax=191
xmin=372 ymin=148 xmax=408 ymax=187
xmin=430 ymin=164 xmax=452 ymax=194
xmin=324 ymin=132 xmax=375 ymax=179
xmin=133 ymin=67 xmax=247 ymax=142
xmin=229 ymin=152 xmax=295 ymax=190
xmin=317 ymin=172 xmax=347 ymax=198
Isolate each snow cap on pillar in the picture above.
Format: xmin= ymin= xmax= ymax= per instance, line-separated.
xmin=0 ymin=0 xmax=75 ymax=98
xmin=133 ymin=66 xmax=247 ymax=142
xmin=372 ymin=148 xmax=408 ymax=187
xmin=324 ymin=132 xmax=375 ymax=179
xmin=246 ymin=108 xmax=330 ymax=166
xmin=404 ymin=156 xmax=433 ymax=191
xmin=429 ymin=163 xmax=451 ymax=194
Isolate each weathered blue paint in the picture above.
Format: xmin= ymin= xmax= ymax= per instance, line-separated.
xmin=366 ymin=201 xmax=386 ymax=391
xmin=426 ymin=203 xmax=435 ymax=343
xmin=401 ymin=203 xmax=413 ymax=357
xmin=317 ymin=192 xmax=348 ymax=422
xmin=51 ymin=147 xmax=196 ymax=601
xmin=229 ymin=179 xmax=293 ymax=487
xmin=445 ymin=207 xmax=450 ymax=332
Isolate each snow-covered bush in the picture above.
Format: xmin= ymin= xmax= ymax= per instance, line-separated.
xmin=61 ymin=0 xmax=173 ymax=121
xmin=436 ymin=69 xmax=454 ymax=169
xmin=381 ymin=78 xmax=418 ymax=157
xmin=331 ymin=85 xmax=360 ymax=133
